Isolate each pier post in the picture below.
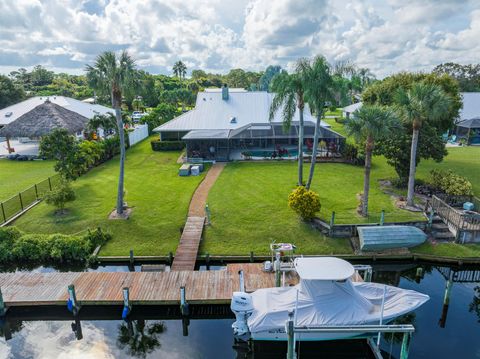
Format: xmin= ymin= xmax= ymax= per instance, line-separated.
xmin=205 ymin=253 xmax=210 ymax=270
xmin=238 ymin=270 xmax=245 ymax=292
xmin=364 ymin=267 xmax=373 ymax=282
xmin=439 ymin=271 xmax=453 ymax=328
xmin=380 ymin=210 xmax=385 ymax=226
xmin=329 ymin=211 xmax=335 ymax=236
xmin=0 ymin=288 xmax=6 ymax=317
xmin=400 ymin=332 xmax=411 ymax=359
xmin=180 ymin=286 xmax=190 ymax=336
xmin=129 ymin=249 xmax=134 ymax=270
xmin=274 ymin=253 xmax=281 ymax=287
xmin=168 ymin=252 xmax=174 ymax=266
xmin=286 ymin=311 xmax=296 ymax=359
xmin=250 ymin=251 xmax=254 ymax=263
xmin=67 ymin=284 xmax=80 ymax=316
xmin=122 ymin=287 xmax=131 ymax=320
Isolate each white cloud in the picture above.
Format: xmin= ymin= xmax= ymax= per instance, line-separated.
xmin=0 ymin=0 xmax=478 ymax=77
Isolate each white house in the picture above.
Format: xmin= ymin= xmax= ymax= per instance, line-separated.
xmin=154 ymin=86 xmax=344 ymax=161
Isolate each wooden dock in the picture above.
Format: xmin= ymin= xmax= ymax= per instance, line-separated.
xmin=0 ymin=263 xmax=290 ymax=307
xmin=171 ymin=216 xmax=205 ymax=271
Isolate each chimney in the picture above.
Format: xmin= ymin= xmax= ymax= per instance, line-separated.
xmin=222 ymin=84 xmax=229 ymax=101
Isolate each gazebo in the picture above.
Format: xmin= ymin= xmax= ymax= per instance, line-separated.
xmin=0 ymin=100 xmax=89 ymax=153
xmin=456 ymin=118 xmax=480 ymax=145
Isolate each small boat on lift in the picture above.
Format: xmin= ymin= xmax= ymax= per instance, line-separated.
xmin=231 ymin=256 xmax=429 ymax=341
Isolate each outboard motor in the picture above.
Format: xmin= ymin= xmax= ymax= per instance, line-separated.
xmin=231 ymin=291 xmax=254 ymax=336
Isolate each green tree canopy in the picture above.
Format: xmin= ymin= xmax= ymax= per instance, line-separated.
xmin=0 ymin=75 xmax=25 ymax=109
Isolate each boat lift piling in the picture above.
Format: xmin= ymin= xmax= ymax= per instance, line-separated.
xmin=122 ymin=287 xmax=131 ymax=320
xmin=286 ymin=323 xmax=415 ymax=359
xmin=67 ymin=284 xmax=80 ymax=316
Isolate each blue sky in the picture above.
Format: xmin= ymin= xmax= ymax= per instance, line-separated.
xmin=0 ymin=0 xmax=478 ymax=78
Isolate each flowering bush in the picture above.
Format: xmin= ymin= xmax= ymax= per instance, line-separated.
xmin=429 ymin=169 xmax=473 ymax=196
xmin=288 ymin=186 xmax=321 ymax=220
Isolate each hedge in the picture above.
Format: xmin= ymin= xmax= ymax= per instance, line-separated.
xmin=151 ymin=140 xmax=185 ymax=151
xmin=0 ymin=227 xmax=111 ymax=265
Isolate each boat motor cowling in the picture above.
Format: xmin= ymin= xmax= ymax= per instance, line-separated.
xmin=231 ymin=291 xmax=254 ymax=336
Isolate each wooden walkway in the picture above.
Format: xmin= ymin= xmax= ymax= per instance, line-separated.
xmin=171 ymin=216 xmax=206 ymax=271
xmin=0 ymin=264 xmax=293 ymax=307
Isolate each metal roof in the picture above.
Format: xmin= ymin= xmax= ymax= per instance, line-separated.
xmin=0 ymin=96 xmax=113 ymax=126
xmin=342 ymin=102 xmax=363 ymax=113
xmin=457 ymin=118 xmax=480 ymax=128
xmin=459 ymin=92 xmax=480 ymax=122
xmin=154 ymin=90 xmax=330 ymax=132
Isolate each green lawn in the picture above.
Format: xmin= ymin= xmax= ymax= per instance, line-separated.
xmin=0 ymin=159 xmax=55 ymax=201
xmin=13 ymin=138 xmax=206 ymax=256
xmin=203 ymin=146 xmax=480 ymax=256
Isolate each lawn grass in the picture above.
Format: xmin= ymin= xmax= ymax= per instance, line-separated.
xmin=202 ymin=162 xmax=353 ymax=255
xmin=13 ymin=138 xmax=206 ymax=256
xmin=203 ymin=145 xmax=480 ymax=256
xmin=0 ymin=159 xmax=55 ymax=201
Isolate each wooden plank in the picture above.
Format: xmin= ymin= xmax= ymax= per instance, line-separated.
xmin=0 ymin=264 xmax=294 ymax=307
xmin=171 ymin=216 xmax=205 ymax=271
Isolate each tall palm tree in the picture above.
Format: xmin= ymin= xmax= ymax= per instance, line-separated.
xmin=297 ymin=56 xmax=335 ymax=190
xmin=173 ymin=61 xmax=187 ymax=80
xmin=345 ymin=105 xmax=399 ymax=216
xmin=269 ymin=71 xmax=306 ymax=186
xmin=395 ymin=83 xmax=452 ymax=206
xmin=86 ymin=51 xmax=137 ymax=215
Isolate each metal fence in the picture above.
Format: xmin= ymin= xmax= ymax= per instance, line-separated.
xmin=0 ymin=174 xmax=60 ymax=225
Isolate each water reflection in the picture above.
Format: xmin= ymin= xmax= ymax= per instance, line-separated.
xmin=117 ymin=319 xmax=165 ymax=358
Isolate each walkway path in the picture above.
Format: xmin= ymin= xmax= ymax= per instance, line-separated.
xmin=188 ymin=162 xmax=226 ymax=217
xmin=172 ymin=163 xmax=226 ymax=271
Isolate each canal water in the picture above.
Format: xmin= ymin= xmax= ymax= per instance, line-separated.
xmin=0 ymin=262 xmax=479 ymax=358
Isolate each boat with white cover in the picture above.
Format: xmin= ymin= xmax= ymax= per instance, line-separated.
xmin=231 ymin=257 xmax=429 ymax=341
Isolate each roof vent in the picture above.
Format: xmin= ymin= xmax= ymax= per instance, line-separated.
xmin=222 ymin=84 xmax=229 ymax=101
xmin=230 ymin=116 xmax=237 ymax=124
xmin=5 ymin=112 xmax=12 ymax=117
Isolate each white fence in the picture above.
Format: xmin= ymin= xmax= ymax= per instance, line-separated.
xmin=128 ymin=124 xmax=149 ymax=146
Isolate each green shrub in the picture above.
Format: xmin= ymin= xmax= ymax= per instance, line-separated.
xmin=0 ymin=226 xmax=111 ymax=265
xmin=151 ymin=140 xmax=185 ymax=151
xmin=288 ymin=186 xmax=321 ymax=220
xmin=429 ymin=169 xmax=473 ymax=196
xmin=44 ymin=179 xmax=76 ymax=213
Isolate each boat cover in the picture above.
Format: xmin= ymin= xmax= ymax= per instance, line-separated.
xmin=247 ymin=278 xmax=429 ymax=333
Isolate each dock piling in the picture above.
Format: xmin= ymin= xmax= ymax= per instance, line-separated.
xmin=72 ymin=317 xmax=83 ymax=340
xmin=129 ymin=249 xmax=134 ymax=270
xmin=238 ymin=270 xmax=245 ymax=292
xmin=122 ymin=287 xmax=131 ymax=320
xmin=274 ymin=253 xmax=281 ymax=287
xmin=205 ymin=253 xmax=210 ymax=270
xmin=250 ymin=251 xmax=254 ymax=263
xmin=168 ymin=251 xmax=174 ymax=265
xmin=286 ymin=311 xmax=296 ymax=359
xmin=0 ymin=288 xmax=6 ymax=317
xmin=67 ymin=284 xmax=80 ymax=316
xmin=400 ymin=332 xmax=411 ymax=359
xmin=439 ymin=271 xmax=453 ymax=328
xmin=180 ymin=286 xmax=190 ymax=336
xmin=329 ymin=211 xmax=335 ymax=236
xmin=380 ymin=210 xmax=385 ymax=226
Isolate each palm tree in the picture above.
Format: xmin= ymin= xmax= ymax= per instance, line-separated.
xmin=173 ymin=61 xmax=187 ymax=80
xmin=117 ymin=319 xmax=165 ymax=358
xmin=345 ymin=105 xmax=399 ymax=216
xmin=86 ymin=51 xmax=137 ymax=215
xmin=269 ymin=71 xmax=306 ymax=186
xmin=395 ymin=83 xmax=452 ymax=206
xmin=297 ymin=56 xmax=335 ymax=190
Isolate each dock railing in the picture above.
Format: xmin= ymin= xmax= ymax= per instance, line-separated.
xmin=430 ymin=195 xmax=480 ymax=239
xmin=0 ymin=174 xmax=60 ymax=226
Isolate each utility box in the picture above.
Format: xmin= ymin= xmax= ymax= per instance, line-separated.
xmin=191 ymin=165 xmax=200 ymax=176
xmin=179 ymin=164 xmax=191 ymax=176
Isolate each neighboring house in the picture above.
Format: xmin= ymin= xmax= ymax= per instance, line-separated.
xmin=342 ymin=102 xmax=362 ymax=119
xmin=455 ymin=92 xmax=480 ymax=145
xmin=0 ymin=96 xmax=114 ymax=156
xmin=153 ymin=86 xmax=345 ymax=161
xmin=0 ymin=96 xmax=113 ymax=129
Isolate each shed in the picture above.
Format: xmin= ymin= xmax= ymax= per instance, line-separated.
xmin=357 ymin=225 xmax=427 ymax=251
